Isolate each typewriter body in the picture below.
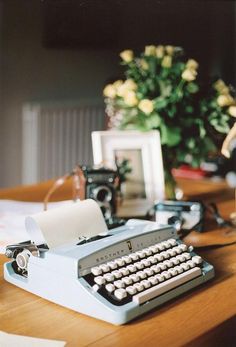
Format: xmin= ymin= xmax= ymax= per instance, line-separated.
xmin=4 ymin=221 xmax=214 ymax=325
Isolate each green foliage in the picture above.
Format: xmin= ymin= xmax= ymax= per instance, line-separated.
xmin=104 ymin=45 xmax=235 ymax=168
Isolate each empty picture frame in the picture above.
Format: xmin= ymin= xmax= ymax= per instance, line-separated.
xmin=92 ymin=130 xmax=165 ymax=203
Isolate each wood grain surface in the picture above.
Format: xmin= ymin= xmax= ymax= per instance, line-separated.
xmin=0 ymin=179 xmax=235 ymax=346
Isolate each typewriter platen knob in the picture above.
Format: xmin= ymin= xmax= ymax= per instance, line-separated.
xmin=16 ymin=250 xmax=31 ymax=270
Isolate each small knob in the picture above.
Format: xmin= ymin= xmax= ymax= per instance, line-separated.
xmin=16 ymin=250 xmax=31 ymax=270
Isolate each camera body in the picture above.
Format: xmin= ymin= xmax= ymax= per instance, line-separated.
xmin=81 ymin=166 xmax=118 ymax=222
xmin=155 ymin=200 xmax=204 ymax=232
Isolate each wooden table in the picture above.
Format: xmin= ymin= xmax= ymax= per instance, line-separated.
xmin=0 ymin=179 xmax=236 ymax=346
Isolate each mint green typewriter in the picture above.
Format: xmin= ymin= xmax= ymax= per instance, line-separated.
xmin=4 ymin=220 xmax=214 ymax=325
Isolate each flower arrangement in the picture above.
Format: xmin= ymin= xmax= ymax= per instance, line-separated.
xmin=103 ymin=45 xmax=235 ymax=174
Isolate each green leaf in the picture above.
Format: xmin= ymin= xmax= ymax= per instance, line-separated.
xmin=153 ymin=97 xmax=168 ymax=110
xmin=160 ymin=124 xmax=181 ymax=147
xmin=186 ymin=82 xmax=199 ymax=94
xmin=145 ymin=113 xmax=161 ymax=129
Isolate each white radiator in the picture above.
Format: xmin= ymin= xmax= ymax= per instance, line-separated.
xmin=22 ymin=100 xmax=105 ymax=184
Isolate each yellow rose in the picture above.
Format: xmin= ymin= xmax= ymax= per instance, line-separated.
xmin=186 ymin=59 xmax=199 ymax=70
xmin=213 ymin=79 xmax=229 ymax=95
xmin=228 ymin=105 xmax=236 ymax=117
xmin=120 ymin=50 xmax=133 ymax=63
xmin=161 ymin=56 xmax=172 ymax=68
xmin=156 ymin=45 xmax=164 ymax=58
xmin=103 ymin=84 xmax=116 ymax=98
xmin=140 ymin=59 xmax=149 ymax=70
xmin=138 ymin=99 xmax=154 ymax=115
xmin=113 ymin=80 xmax=123 ymax=89
xmin=123 ymin=79 xmax=137 ymax=91
xmin=123 ymin=90 xmax=138 ymax=107
xmin=165 ymin=45 xmax=175 ymax=56
xmin=144 ymin=45 xmax=156 ymax=56
xmin=182 ymin=69 xmax=197 ymax=82
xmin=217 ymin=94 xmax=234 ymax=107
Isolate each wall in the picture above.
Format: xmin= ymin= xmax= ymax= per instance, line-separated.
xmin=0 ymin=0 xmax=235 ymax=188
xmin=0 ymin=1 xmax=122 ymax=187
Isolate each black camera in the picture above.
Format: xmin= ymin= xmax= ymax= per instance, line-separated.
xmin=81 ymin=166 xmax=125 ymax=229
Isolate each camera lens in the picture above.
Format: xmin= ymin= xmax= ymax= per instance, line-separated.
xmin=93 ymin=186 xmax=112 ymax=202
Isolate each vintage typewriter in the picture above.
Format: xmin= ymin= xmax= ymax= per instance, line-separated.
xmin=4 ymin=220 xmax=214 ymax=325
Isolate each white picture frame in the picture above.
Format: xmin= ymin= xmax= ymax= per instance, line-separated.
xmin=91 ymin=130 xmax=165 ymax=204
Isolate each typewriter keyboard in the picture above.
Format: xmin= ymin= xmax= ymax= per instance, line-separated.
xmin=84 ymin=238 xmax=203 ymax=306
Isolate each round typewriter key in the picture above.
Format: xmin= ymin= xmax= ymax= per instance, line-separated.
xmin=114 ymin=288 xmax=127 ymax=300
xmin=147 ymin=256 xmax=157 ymax=264
xmin=99 ymin=264 xmax=110 ymax=273
xmin=144 ymin=268 xmax=154 ymax=277
xmin=192 ymin=255 xmax=203 ymax=265
xmin=122 ymin=255 xmax=132 ymax=264
xmin=149 ymin=276 xmax=158 ymax=285
xmin=175 ymin=265 xmax=183 ymax=274
xmin=119 ymin=267 xmax=129 ymax=276
xmin=91 ymin=267 xmax=102 ymax=276
xmin=122 ymin=276 xmax=132 ymax=285
xmin=156 ymin=274 xmax=164 ymax=282
xmin=168 ymin=268 xmax=178 ymax=276
xmin=127 ymin=264 xmax=137 ymax=273
xmin=94 ymin=276 xmax=105 ymax=285
xmin=169 ymin=239 xmax=177 ymax=246
xmin=181 ymin=263 xmax=190 ymax=271
xmin=182 ymin=252 xmax=191 ymax=261
xmin=112 ymin=270 xmax=122 ymax=279
xmin=133 ymin=283 xmax=144 ymax=292
xmin=171 ymin=257 xmax=179 ymax=265
xmin=186 ymin=260 xmax=195 ymax=268
xmin=115 ymin=258 xmax=125 ymax=267
xmin=162 ymin=271 xmax=171 ymax=279
xmin=135 ymin=261 xmax=144 ymax=270
xmin=130 ymin=273 xmax=140 ymax=282
xmin=114 ymin=280 xmax=125 ymax=289
xmin=141 ymin=279 xmax=151 ymax=289
xmin=126 ymin=286 xmax=137 ymax=295
xmin=136 ymin=271 xmax=147 ymax=279
xmin=107 ymin=261 xmax=118 ymax=270
xmin=105 ymin=283 xmax=115 ymax=293
xmin=151 ymin=265 xmax=161 ymax=273
xmin=103 ymin=273 xmax=115 ymax=282
xmin=129 ymin=253 xmax=139 ymax=261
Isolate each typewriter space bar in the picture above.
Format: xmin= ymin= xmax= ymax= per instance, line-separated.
xmin=133 ymin=267 xmax=201 ymax=305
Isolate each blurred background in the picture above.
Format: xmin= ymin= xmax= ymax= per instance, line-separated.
xmin=0 ymin=0 xmax=235 ymax=188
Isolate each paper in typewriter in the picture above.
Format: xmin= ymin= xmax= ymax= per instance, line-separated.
xmin=25 ymin=199 xmax=107 ymax=248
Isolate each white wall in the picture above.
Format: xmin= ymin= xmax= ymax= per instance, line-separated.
xmin=0 ymin=1 xmax=121 ymax=187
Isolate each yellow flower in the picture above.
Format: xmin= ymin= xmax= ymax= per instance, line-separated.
xmin=123 ymin=90 xmax=138 ymax=107
xmin=144 ymin=45 xmax=156 ymax=56
xmin=120 ymin=50 xmax=133 ymax=63
xmin=213 ymin=79 xmax=229 ymax=95
xmin=103 ymin=84 xmax=116 ymax=98
xmin=138 ymin=99 xmax=154 ymax=115
xmin=186 ymin=59 xmax=199 ymax=70
xmin=156 ymin=45 xmax=164 ymax=58
xmin=161 ymin=56 xmax=172 ymax=68
xmin=182 ymin=69 xmax=197 ymax=82
xmin=116 ymin=79 xmax=137 ymax=97
xmin=165 ymin=45 xmax=175 ymax=56
xmin=113 ymin=80 xmax=123 ymax=89
xmin=217 ymin=94 xmax=234 ymax=107
xmin=123 ymin=79 xmax=137 ymax=90
xmin=228 ymin=105 xmax=236 ymax=117
xmin=140 ymin=59 xmax=149 ymax=70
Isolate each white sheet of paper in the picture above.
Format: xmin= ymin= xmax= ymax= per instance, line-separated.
xmin=0 ymin=331 xmax=66 ymax=347
xmin=0 ymin=200 xmax=72 ymax=254
xmin=25 ymin=199 xmax=107 ymax=248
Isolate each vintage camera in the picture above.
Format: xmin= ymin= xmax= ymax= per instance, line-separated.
xmin=155 ymin=200 xmax=204 ymax=232
xmin=81 ymin=166 xmax=125 ymax=228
